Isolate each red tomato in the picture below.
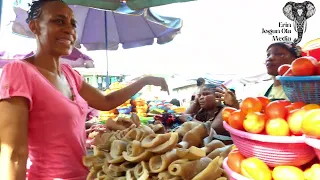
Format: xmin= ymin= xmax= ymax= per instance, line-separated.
xmin=278 ymin=100 xmax=291 ymax=107
xmin=316 ymin=62 xmax=320 ymax=75
xmin=286 ymin=102 xmax=305 ymax=112
xmin=227 ymin=149 xmax=246 ymax=174
xmin=283 ymin=68 xmax=294 ymax=76
xmin=257 ymin=96 xmax=271 ymax=112
xmin=305 ymin=56 xmax=318 ymax=65
xmin=291 ymin=57 xmax=317 ymax=76
xmin=222 ymin=107 xmax=237 ymax=123
xmin=278 ymin=64 xmax=291 ymax=76
xmin=228 ymin=110 xmax=246 ymax=130
xmin=265 ymin=101 xmax=288 ymax=119
xmin=240 ymin=97 xmax=263 ymax=114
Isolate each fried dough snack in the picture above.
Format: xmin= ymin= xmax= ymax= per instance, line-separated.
xmin=84 ymin=116 xmax=232 ymax=180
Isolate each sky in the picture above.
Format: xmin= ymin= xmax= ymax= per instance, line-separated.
xmin=1 ymin=0 xmax=320 ymax=77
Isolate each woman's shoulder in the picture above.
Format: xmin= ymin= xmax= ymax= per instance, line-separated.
xmin=2 ymin=60 xmax=31 ymax=74
xmin=3 ymin=59 xmax=26 ymax=66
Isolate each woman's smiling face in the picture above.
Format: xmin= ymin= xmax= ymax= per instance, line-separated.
xmin=28 ymin=1 xmax=77 ymax=56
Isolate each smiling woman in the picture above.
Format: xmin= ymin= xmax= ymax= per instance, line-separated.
xmin=0 ymin=0 xmax=169 ymax=179
xmin=26 ymin=0 xmax=77 ymax=56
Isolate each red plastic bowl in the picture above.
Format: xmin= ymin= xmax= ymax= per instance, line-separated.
xmin=223 ymin=157 xmax=249 ymax=180
xmin=223 ymin=121 xmax=315 ymax=167
xmin=305 ymin=137 xmax=320 ymax=160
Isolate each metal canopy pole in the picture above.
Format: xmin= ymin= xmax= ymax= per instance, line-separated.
xmin=104 ymin=11 xmax=110 ymax=89
xmin=0 ymin=0 xmax=3 ymax=30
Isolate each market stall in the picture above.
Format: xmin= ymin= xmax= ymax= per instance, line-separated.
xmin=85 ymin=53 xmax=320 ymax=180
xmin=5 ymin=0 xmax=320 ymax=179
xmin=94 ymin=82 xmax=186 ymax=124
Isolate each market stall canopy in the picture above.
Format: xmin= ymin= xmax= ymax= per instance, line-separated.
xmin=8 ymin=0 xmax=320 ymax=76
xmin=168 ymin=74 xmax=237 ymax=89
xmin=12 ymin=3 xmax=182 ymax=50
xmin=0 ymin=48 xmax=94 ymax=68
xmin=62 ymin=0 xmax=196 ymax=11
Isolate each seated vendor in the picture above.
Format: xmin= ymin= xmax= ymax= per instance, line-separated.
xmin=179 ymin=84 xmax=238 ymax=143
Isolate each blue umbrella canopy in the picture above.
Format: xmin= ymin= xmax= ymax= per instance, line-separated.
xmin=0 ymin=48 xmax=94 ymax=68
xmin=12 ymin=3 xmax=183 ymax=50
xmin=63 ymin=0 xmax=197 ymax=11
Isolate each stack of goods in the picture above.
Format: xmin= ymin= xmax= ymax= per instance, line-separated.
xmin=224 ymin=148 xmax=320 ymax=180
xmin=221 ymin=95 xmax=320 ymax=180
xmin=86 ymin=123 xmax=108 ymax=148
xmin=148 ymin=100 xmax=168 ymax=115
xmin=171 ymin=106 xmax=186 ymax=114
xmin=148 ymin=101 xmax=186 ymax=115
xmin=88 ymin=114 xmax=141 ymax=140
xmin=99 ymin=109 xmax=118 ymax=122
xmin=99 ymin=82 xmax=132 ymax=121
xmin=132 ymin=98 xmax=148 ymax=117
xmin=83 ymin=118 xmax=233 ymax=180
xmin=154 ymin=113 xmax=181 ymax=131
xmin=116 ymin=99 xmax=132 ymax=115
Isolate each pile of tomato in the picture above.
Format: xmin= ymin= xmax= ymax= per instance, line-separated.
xmin=227 ymin=147 xmax=320 ymax=180
xmin=222 ymin=97 xmax=320 ymax=137
xmin=222 ymin=96 xmax=320 ymax=180
xmin=220 ymin=55 xmax=320 ymax=179
xmin=278 ymin=56 xmax=320 ymax=76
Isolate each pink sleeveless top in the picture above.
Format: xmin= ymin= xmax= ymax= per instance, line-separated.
xmin=0 ymin=61 xmax=89 ymax=179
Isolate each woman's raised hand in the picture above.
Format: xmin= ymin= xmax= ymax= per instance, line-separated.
xmin=215 ymin=84 xmax=239 ymax=108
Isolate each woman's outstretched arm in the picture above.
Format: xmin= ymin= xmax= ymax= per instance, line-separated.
xmin=0 ymin=97 xmax=29 ymax=180
xmin=80 ymin=76 xmax=169 ymax=111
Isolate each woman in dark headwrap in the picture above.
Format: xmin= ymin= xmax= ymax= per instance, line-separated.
xmin=264 ymin=42 xmax=302 ymax=100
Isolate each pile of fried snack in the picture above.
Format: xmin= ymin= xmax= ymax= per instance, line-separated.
xmin=84 ymin=114 xmax=233 ymax=180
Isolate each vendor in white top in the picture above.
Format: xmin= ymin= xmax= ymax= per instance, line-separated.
xmin=263 ymin=42 xmax=302 ymax=100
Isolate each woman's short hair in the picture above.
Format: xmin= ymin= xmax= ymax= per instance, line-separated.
xmin=26 ymin=0 xmax=65 ymax=23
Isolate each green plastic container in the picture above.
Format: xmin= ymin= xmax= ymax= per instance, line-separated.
xmin=139 ymin=117 xmax=154 ymax=125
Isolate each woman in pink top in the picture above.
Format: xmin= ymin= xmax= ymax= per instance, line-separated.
xmin=0 ymin=0 xmax=168 ymax=179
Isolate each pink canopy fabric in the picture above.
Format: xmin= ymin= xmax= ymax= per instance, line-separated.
xmin=0 ymin=48 xmax=94 ymax=68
